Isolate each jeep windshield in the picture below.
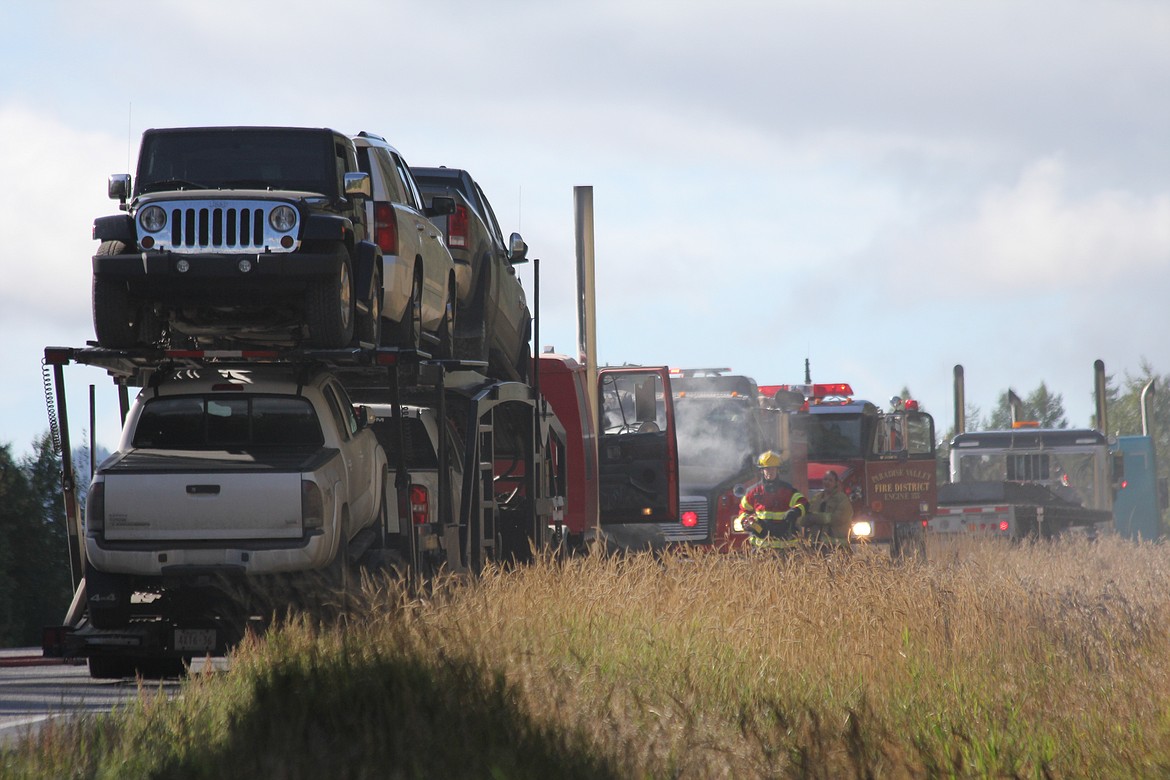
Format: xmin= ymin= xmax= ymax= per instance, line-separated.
xmin=135 ymin=128 xmax=338 ymax=197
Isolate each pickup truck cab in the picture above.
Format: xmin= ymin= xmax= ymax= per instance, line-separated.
xmin=412 ymin=166 xmax=531 ymax=380
xmin=83 ymin=365 xmax=388 ymax=651
xmin=352 ymin=133 xmax=458 ymax=355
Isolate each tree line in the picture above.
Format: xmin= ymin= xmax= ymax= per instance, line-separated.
xmin=0 ymin=434 xmax=75 ymax=647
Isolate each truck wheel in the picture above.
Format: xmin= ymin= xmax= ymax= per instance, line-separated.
xmin=892 ymin=525 xmax=926 ymax=563
xmin=357 ymin=265 xmax=382 ymax=347
xmin=437 ymin=276 xmax=457 ymax=358
xmin=305 ymin=245 xmax=355 ymax=347
xmin=514 ymin=315 xmax=532 ymax=382
xmin=93 ymin=241 xmax=144 ymax=348
xmin=392 ymin=269 xmax=423 ymax=350
xmin=459 ymin=265 xmax=490 ymax=362
xmin=88 ymin=655 xmax=136 ymax=680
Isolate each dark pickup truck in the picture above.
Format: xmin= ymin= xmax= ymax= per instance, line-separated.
xmin=413 ymin=166 xmax=531 ymax=381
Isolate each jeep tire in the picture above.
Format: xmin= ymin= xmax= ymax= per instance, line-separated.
xmin=92 ymin=240 xmax=143 ymax=348
xmin=305 ymin=244 xmax=355 ymax=347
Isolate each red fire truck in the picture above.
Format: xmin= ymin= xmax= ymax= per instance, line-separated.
xmin=758 ymin=382 xmax=937 ymax=557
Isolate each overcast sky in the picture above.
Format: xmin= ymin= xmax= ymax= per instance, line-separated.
xmin=2 ymin=0 xmax=1168 ymax=458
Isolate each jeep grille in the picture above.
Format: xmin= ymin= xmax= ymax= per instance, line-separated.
xmin=138 ymin=199 xmax=298 ymax=254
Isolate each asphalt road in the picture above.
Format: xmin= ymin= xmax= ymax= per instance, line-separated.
xmin=0 ymin=648 xmax=226 ymax=749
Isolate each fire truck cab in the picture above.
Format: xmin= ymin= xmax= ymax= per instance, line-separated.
xmin=761 ymin=382 xmax=937 ymax=557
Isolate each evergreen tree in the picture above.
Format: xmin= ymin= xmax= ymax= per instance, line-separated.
xmin=0 ymin=444 xmax=39 ymax=646
xmin=22 ymin=433 xmax=74 ymax=634
xmin=987 ymin=382 xmax=1069 ymax=429
xmin=0 ymin=435 xmax=74 ymax=647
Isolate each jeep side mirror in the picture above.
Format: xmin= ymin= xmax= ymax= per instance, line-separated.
xmin=426 ymin=196 xmax=456 ymax=217
xmin=508 ymin=232 xmax=529 ymax=264
xmin=109 ymin=174 xmax=131 ymax=203
xmin=344 ymin=172 xmax=372 ymax=200
xmin=353 ymin=405 xmax=370 ymax=430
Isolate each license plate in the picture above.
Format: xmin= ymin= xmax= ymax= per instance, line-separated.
xmin=174 ymin=629 xmax=216 ymax=653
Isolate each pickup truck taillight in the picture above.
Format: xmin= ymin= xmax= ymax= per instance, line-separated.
xmin=86 ymin=482 xmax=104 ymax=534
xmin=302 ymin=481 xmax=324 ymax=530
xmin=448 ymin=205 xmax=469 ymax=248
xmin=374 ymin=202 xmax=397 ymax=254
xmin=410 ymin=485 xmax=429 ymax=525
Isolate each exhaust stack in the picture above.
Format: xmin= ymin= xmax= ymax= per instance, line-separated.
xmin=1141 ymin=378 xmax=1157 ymax=437
xmin=953 ymin=365 xmax=965 ymax=435
xmin=1094 ymin=359 xmax=1108 ymax=435
xmin=1008 ymin=389 xmax=1023 ymax=426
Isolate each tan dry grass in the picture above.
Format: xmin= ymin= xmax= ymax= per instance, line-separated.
xmin=7 ymin=535 xmax=1170 ymax=778
xmin=343 ymin=536 xmax=1170 ymax=777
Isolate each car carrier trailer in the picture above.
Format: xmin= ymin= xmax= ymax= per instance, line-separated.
xmin=39 ymin=344 xmax=577 ymax=675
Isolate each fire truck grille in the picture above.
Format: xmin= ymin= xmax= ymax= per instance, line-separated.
xmin=661 ymin=496 xmax=709 ymax=542
xmin=139 ymin=200 xmax=298 ymax=254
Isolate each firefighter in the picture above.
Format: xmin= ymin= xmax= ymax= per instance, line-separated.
xmin=800 ymin=469 xmax=853 ymax=550
xmin=736 ymin=450 xmax=809 ymax=549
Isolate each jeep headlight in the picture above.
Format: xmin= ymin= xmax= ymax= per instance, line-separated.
xmin=139 ymin=205 xmax=167 ymax=233
xmin=851 ymin=519 xmax=874 ymax=539
xmin=269 ymin=205 xmax=297 ymax=232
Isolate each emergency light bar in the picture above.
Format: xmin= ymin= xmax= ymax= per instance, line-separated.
xmin=669 ymin=367 xmax=732 ymax=378
xmin=812 ymin=383 xmax=853 ymax=398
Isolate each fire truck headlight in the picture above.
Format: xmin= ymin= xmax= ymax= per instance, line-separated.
xmin=919 ymin=501 xmax=931 ymax=515
xmin=851 ymin=519 xmax=874 ymax=539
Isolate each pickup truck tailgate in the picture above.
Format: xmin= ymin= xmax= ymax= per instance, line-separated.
xmin=99 ymin=449 xmax=337 ymax=541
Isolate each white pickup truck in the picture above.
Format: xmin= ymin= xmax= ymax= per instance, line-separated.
xmin=80 ymin=364 xmax=387 ymax=676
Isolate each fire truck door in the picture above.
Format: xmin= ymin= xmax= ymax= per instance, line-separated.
xmin=596 ymin=368 xmax=679 ymax=524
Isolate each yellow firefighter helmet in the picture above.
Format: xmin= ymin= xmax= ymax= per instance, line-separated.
xmin=757 ymin=450 xmax=783 ymax=469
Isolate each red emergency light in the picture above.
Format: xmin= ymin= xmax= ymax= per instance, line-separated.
xmin=680 ymin=510 xmax=699 ymax=528
xmin=756 ymin=384 xmax=789 ymax=398
xmin=811 ymin=383 xmax=853 ymax=398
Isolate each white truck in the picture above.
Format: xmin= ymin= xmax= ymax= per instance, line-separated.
xmin=42 ymin=345 xmax=593 ymax=677
xmin=47 ymin=348 xmax=388 ymax=678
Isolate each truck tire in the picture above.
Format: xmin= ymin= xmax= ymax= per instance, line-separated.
xmin=892 ymin=524 xmax=926 ymax=563
xmin=514 ymin=315 xmax=532 ymax=382
xmin=88 ymin=655 xmax=136 ymax=680
xmin=437 ymin=276 xmax=457 ymax=359
xmin=459 ymin=263 xmax=491 ymax=362
xmin=392 ymin=268 xmax=423 ymax=350
xmin=356 ymin=265 xmax=382 ymax=347
xmin=305 ymin=245 xmax=355 ymax=347
xmin=92 ymin=241 xmax=143 ymax=348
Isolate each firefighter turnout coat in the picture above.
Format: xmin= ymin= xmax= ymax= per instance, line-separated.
xmin=738 ymin=479 xmax=809 ymax=549
xmin=804 ymin=487 xmax=853 ymax=546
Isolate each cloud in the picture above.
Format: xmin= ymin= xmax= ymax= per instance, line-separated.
xmin=0 ymin=103 xmax=121 ymax=331
xmin=879 ymin=156 xmax=1170 ymax=294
